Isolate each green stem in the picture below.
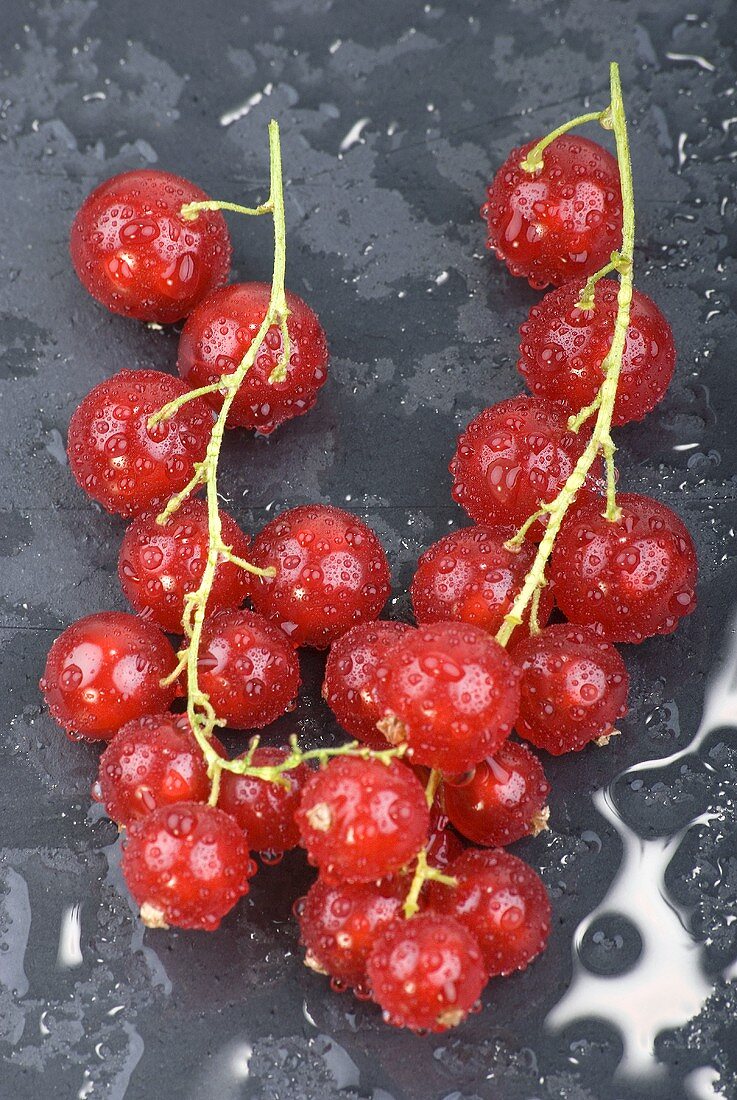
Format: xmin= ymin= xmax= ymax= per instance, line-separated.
xmin=520 ymin=109 xmax=608 ymax=173
xmin=181 ymin=198 xmax=273 ymax=221
xmin=576 ymin=250 xmax=631 ymax=312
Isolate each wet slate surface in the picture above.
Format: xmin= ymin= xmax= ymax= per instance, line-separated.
xmin=1 ymin=1 xmax=737 ymax=1098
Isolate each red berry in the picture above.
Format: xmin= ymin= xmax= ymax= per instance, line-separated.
xmin=425 ymin=806 xmax=465 ymax=872
xmin=298 ymin=877 xmax=404 ymax=988
xmin=518 ymin=279 xmax=676 ymax=426
xmin=95 ymin=713 xmax=220 ymax=826
xmin=218 ymin=747 xmax=309 ymax=854
xmin=121 ymin=802 xmax=255 ymax=930
xmin=322 ymin=621 xmax=414 ymax=748
xmin=375 ymin=622 xmax=520 ymax=774
xmin=70 ymin=169 xmax=231 ymax=323
xmin=411 ymin=525 xmax=553 ymax=636
xmin=481 ymin=135 xmax=623 ymax=289
xmin=118 ymin=501 xmax=252 ymax=633
xmin=514 ymin=624 xmax=628 ymax=754
xmin=429 ymin=848 xmax=550 ymax=977
xmin=177 ymin=282 xmax=329 ymax=434
xmin=450 ymin=396 xmax=596 ymax=540
xmin=197 ymin=609 xmax=300 ymax=730
xmin=550 ymin=492 xmax=698 ymax=643
xmin=40 ymin=611 xmax=179 ymax=741
xmin=366 ymin=913 xmax=486 ymax=1032
xmin=296 ymin=757 xmax=430 ymax=883
xmin=443 ymin=741 xmax=550 ymax=846
xmin=250 ymin=505 xmax=391 ymax=648
xmin=67 ymin=369 xmax=213 ymax=519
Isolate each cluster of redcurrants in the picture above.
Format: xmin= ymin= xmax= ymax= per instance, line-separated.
xmin=38 ymin=119 xmax=698 ymax=1033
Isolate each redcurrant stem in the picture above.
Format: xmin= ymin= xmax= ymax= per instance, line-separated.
xmin=567 ymin=392 xmax=602 ymax=433
xmin=402 ymin=849 xmax=457 ymax=920
xmin=180 ymin=198 xmax=273 ymax=220
xmin=520 ymin=109 xmax=608 ymax=173
xmin=497 ymin=61 xmax=634 ymax=649
xmin=503 ymin=507 xmax=549 ymax=551
xmin=576 ymin=250 xmax=631 ymax=312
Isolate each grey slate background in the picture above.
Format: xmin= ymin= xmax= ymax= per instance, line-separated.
xmin=1 ymin=0 xmax=737 ymax=1097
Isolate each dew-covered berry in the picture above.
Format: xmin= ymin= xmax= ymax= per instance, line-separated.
xmin=375 ymin=622 xmax=520 ymax=774
xmin=67 ymin=369 xmax=213 ymax=519
xmin=218 ymin=746 xmax=309 ymax=854
xmin=429 ymin=848 xmax=550 ymax=977
xmin=70 ymin=169 xmax=231 ymax=323
xmin=550 ymin=492 xmax=698 ymax=643
xmin=296 ymin=757 xmax=430 ymax=883
xmin=250 ymin=504 xmax=391 ymax=648
xmin=197 ymin=609 xmax=300 ymax=730
xmin=481 ymin=135 xmax=623 ymax=289
xmin=40 ymin=612 xmax=179 ymax=741
xmin=514 ymin=624 xmax=629 ymax=754
xmin=178 ymin=282 xmax=329 ymax=434
xmin=121 ymin=802 xmax=256 ymax=930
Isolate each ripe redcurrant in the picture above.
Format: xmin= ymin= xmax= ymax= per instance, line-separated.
xmin=218 ymin=747 xmax=309 ymax=855
xmin=121 ymin=802 xmax=256 ymax=930
xmin=249 ymin=504 xmax=391 ymax=648
xmin=197 ymin=609 xmax=300 ymax=729
xmin=70 ymin=169 xmax=231 ymax=323
xmin=514 ymin=623 xmax=628 ymax=754
xmin=518 ymin=279 xmax=676 ymax=426
xmin=443 ymin=741 xmax=550 ymax=846
xmin=550 ymin=492 xmax=698 ymax=643
xmin=178 ymin=282 xmax=329 ymax=434
xmin=41 ymin=611 xmax=179 ymax=740
xmin=67 ymin=369 xmax=213 ymax=519
xmin=450 ymin=396 xmax=596 ymax=539
xmin=375 ymin=622 xmax=520 ymax=774
xmin=481 ymin=135 xmax=623 ymax=289
xmin=322 ymin=621 xmax=414 ymax=749
xmin=295 ymin=757 xmax=430 ymax=883
xmin=410 ymin=525 xmax=553 ymax=636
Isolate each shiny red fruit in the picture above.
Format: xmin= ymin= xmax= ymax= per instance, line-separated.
xmin=411 ymin=525 xmax=553 ymax=636
xmin=218 ymin=746 xmax=309 ymax=854
xmin=425 ymin=806 xmax=465 ymax=871
xmin=121 ymin=802 xmax=256 ymax=931
xmin=296 ymin=757 xmax=430 ymax=883
xmin=450 ymin=396 xmax=596 ymax=540
xmin=429 ymin=848 xmax=550 ymax=977
xmin=367 ymin=913 xmax=486 ymax=1032
xmin=250 ymin=505 xmax=392 ymax=648
xmin=70 ymin=169 xmax=231 ymax=323
xmin=118 ymin=501 xmax=252 ymax=633
xmin=95 ymin=713 xmax=220 ymax=826
xmin=443 ymin=741 xmax=550 ymax=846
xmin=550 ymin=493 xmax=698 ymax=643
xmin=67 ymin=369 xmax=213 ymax=519
xmin=518 ymin=279 xmax=676 ymax=426
xmin=375 ymin=622 xmax=520 ymax=774
xmin=514 ymin=624 xmax=628 ymax=754
xmin=177 ymin=282 xmax=329 ymax=434
xmin=481 ymin=135 xmax=622 ymax=289
xmin=322 ymin=621 xmax=414 ymax=748
xmin=197 ymin=609 xmax=300 ymax=730
xmin=298 ymin=877 xmax=404 ymax=988
xmin=40 ymin=612 xmax=179 ymax=741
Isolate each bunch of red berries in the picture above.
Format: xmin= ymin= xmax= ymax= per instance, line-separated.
xmin=39 ymin=67 xmax=698 ymax=1036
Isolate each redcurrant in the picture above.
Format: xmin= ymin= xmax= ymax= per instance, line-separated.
xmin=443 ymin=741 xmax=550 ymax=846
xmin=550 ymin=492 xmax=698 ymax=643
xmin=197 ymin=609 xmax=300 ymax=729
xmin=425 ymin=805 xmax=465 ymax=871
xmin=375 ymin=622 xmax=520 ymax=774
xmin=249 ymin=505 xmax=391 ymax=648
xmin=322 ymin=621 xmax=414 ymax=749
xmin=67 ymin=369 xmax=213 ymax=519
xmin=218 ymin=747 xmax=309 ymax=855
xmin=296 ymin=757 xmax=430 ymax=883
xmin=410 ymin=525 xmax=553 ymax=635
xmin=121 ymin=802 xmax=255 ymax=930
xmin=481 ymin=135 xmax=622 ymax=289
xmin=514 ymin=623 xmax=628 ymax=754
xmin=450 ymin=396 xmax=596 ymax=539
xmin=178 ymin=282 xmax=329 ymax=434
xmin=118 ymin=501 xmax=252 ymax=633
xmin=429 ymin=848 xmax=550 ymax=977
xmin=70 ymin=169 xmax=231 ymax=323
xmin=41 ymin=611 xmax=179 ymax=740
xmin=366 ymin=913 xmax=486 ymax=1032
